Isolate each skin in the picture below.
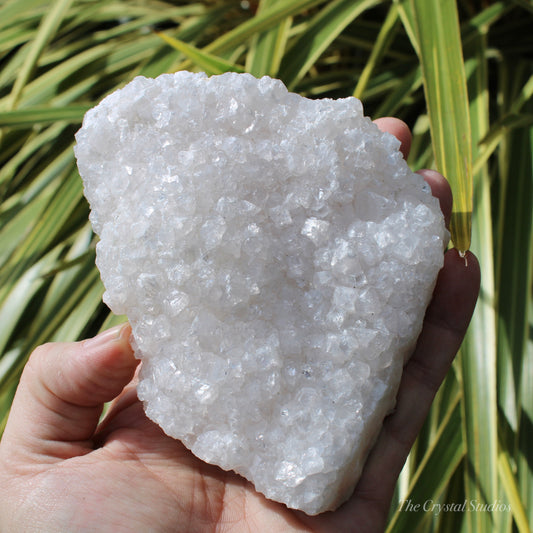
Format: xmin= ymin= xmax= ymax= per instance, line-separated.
xmin=0 ymin=119 xmax=480 ymax=533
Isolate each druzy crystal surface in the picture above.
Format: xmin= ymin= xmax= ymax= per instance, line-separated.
xmin=75 ymin=72 xmax=448 ymax=515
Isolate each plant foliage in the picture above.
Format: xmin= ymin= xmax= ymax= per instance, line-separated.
xmin=0 ymin=1 xmax=531 ymax=531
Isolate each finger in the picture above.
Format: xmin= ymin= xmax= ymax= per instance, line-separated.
xmin=331 ymin=249 xmax=480 ymax=531
xmin=373 ymin=119 xmax=451 ymax=227
xmin=374 ymin=117 xmax=412 ymax=160
xmin=93 ymin=366 xmax=142 ymax=439
xmin=1 ymin=323 xmax=137 ymax=462
xmin=417 ymin=169 xmax=453 ymax=228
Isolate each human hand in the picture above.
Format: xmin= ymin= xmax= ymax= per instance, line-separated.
xmin=0 ymin=119 xmax=480 ymax=533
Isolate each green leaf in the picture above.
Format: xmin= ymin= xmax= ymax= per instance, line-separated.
xmin=498 ymin=450 xmax=531 ymax=533
xmin=279 ymin=0 xmax=380 ymax=90
xmin=394 ymin=0 xmax=419 ymax=56
xmin=459 ymin=25 xmax=499 ymax=533
xmin=99 ymin=313 xmax=128 ymax=331
xmin=473 ymin=114 xmax=533 ymax=176
xmin=0 ymin=105 xmax=89 ymax=127
xmin=519 ymin=296 xmax=533 ymax=528
xmin=0 ymin=123 xmax=67 ymax=191
xmin=410 ymin=0 xmax=473 ymax=253
xmin=7 ymin=0 xmax=75 ymax=109
xmin=13 ymin=39 xmax=156 ymax=108
xmin=246 ymin=0 xmax=292 ymax=78
xmin=353 ymin=3 xmax=400 ymax=99
xmin=387 ymin=395 xmax=464 ymax=533
xmin=156 ymin=32 xmax=244 ymax=75
xmin=496 ymin=81 xmax=533 ymax=533
xmin=177 ymin=0 xmax=328 ymax=71
xmin=374 ymin=65 xmax=422 ymax=118
xmin=0 ymin=160 xmax=82 ymax=296
xmin=495 ymin=112 xmax=533 ymax=430
xmin=0 ymin=247 xmax=62 ymax=356
xmin=0 ymin=0 xmax=47 ymax=31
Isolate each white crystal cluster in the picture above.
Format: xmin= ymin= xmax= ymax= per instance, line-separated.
xmin=75 ymin=72 xmax=448 ymax=515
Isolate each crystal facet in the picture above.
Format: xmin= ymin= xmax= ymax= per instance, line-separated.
xmin=75 ymin=72 xmax=448 ymax=515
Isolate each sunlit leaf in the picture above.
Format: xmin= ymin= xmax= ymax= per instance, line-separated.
xmin=156 ymin=32 xmax=244 ymax=75
xmin=410 ymin=0 xmax=473 ymax=253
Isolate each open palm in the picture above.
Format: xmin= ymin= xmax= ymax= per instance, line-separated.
xmin=0 ymin=119 xmax=480 ymax=533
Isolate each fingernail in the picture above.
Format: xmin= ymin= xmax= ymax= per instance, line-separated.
xmin=84 ymin=323 xmax=130 ymax=348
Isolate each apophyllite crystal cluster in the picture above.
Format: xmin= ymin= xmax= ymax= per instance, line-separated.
xmin=75 ymin=72 xmax=448 ymax=515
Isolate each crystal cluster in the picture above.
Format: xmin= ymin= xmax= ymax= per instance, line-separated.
xmin=75 ymin=72 xmax=448 ymax=515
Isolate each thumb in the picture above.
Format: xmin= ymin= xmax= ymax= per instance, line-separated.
xmin=1 ymin=323 xmax=137 ymax=462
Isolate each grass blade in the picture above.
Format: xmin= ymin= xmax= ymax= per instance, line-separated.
xmin=474 ymin=113 xmax=533 ymax=176
xmin=353 ymin=4 xmax=400 ymax=99
xmin=498 ymin=450 xmax=531 ymax=533
xmin=394 ymin=0 xmax=418 ymax=56
xmin=375 ymin=65 xmax=422 ymax=118
xmin=410 ymin=0 xmax=473 ymax=253
xmin=519 ymin=297 xmax=533 ymax=528
xmin=246 ymin=0 xmax=292 ymax=78
xmin=0 ymin=248 xmax=62 ymax=355
xmin=0 ymin=105 xmax=90 ymax=127
xmin=0 ymin=160 xmax=81 ymax=295
xmin=7 ymin=0 xmax=75 ymax=109
xmin=279 ymin=0 xmax=380 ymax=90
xmin=459 ymin=24 xmax=498 ymax=533
xmin=0 ymin=0 xmax=46 ymax=30
xmin=177 ymin=0 xmax=328 ymax=72
xmin=498 ymin=82 xmax=533 ymax=532
xmin=496 ymin=108 xmax=533 ymax=430
xmin=387 ymin=395 xmax=464 ymax=533
xmin=155 ymin=32 xmax=244 ymax=75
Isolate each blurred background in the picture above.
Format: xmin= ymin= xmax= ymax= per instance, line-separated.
xmin=0 ymin=1 xmax=531 ymax=531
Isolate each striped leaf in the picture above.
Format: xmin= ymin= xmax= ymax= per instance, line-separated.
xmin=410 ymin=0 xmax=473 ymax=253
xmin=156 ymin=32 xmax=244 ymax=75
xmin=246 ymin=0 xmax=292 ymax=78
xmin=0 ymin=105 xmax=90 ymax=127
xmin=279 ymin=0 xmax=380 ymax=90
